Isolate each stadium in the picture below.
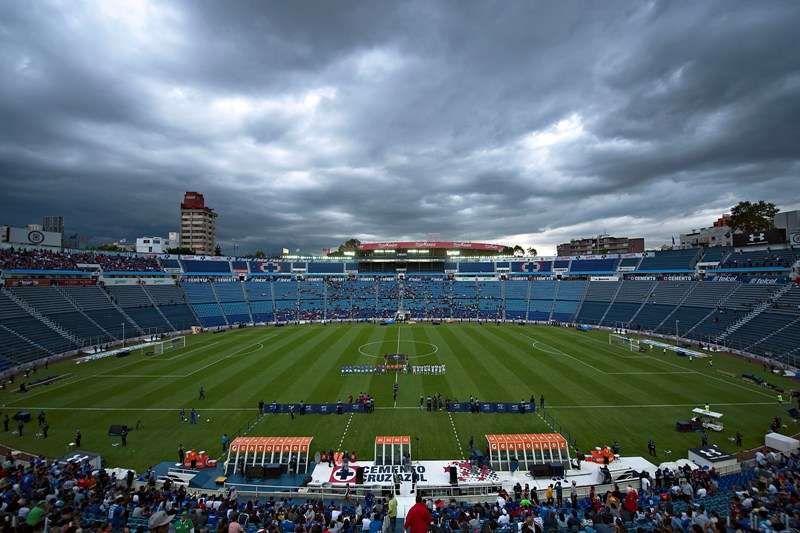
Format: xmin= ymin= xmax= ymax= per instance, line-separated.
xmin=1 ymin=239 xmax=800 ymax=529
xmin=3 ymin=1 xmax=800 ymax=531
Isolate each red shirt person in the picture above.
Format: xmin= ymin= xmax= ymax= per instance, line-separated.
xmin=404 ymin=496 xmax=432 ymax=533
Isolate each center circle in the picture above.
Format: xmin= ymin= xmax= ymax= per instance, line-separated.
xmin=358 ymin=340 xmax=439 ymax=359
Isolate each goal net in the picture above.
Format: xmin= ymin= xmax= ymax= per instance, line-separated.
xmin=153 ymin=336 xmax=186 ymax=355
xmin=609 ymin=333 xmax=640 ymax=352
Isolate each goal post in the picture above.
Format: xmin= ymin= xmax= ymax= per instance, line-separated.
xmin=609 ymin=333 xmax=640 ymax=352
xmin=153 ymin=336 xmax=186 ymax=355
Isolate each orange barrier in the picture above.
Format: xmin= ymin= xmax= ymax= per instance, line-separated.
xmin=586 ymin=446 xmax=616 ymax=464
xmin=182 ymin=449 xmax=216 ymax=469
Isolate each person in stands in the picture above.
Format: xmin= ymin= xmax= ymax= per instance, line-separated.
xmin=403 ymin=495 xmax=431 ymax=533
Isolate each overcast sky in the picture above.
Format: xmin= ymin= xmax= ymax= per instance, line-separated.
xmin=1 ymin=1 xmax=799 ymax=255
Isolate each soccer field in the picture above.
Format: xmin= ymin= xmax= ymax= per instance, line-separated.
xmin=0 ymin=323 xmax=792 ymax=471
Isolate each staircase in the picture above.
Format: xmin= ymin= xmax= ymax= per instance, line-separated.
xmin=240 ymin=282 xmax=255 ymax=324
xmin=208 ymin=282 xmax=230 ymax=326
xmin=654 ymin=281 xmax=698 ymax=333
xmin=572 ymin=281 xmax=591 ymax=323
xmin=548 ymin=281 xmax=561 ymax=322
xmin=598 ymin=281 xmax=625 ymax=326
xmin=97 ymin=286 xmax=146 ymax=337
xmin=525 ymin=279 xmax=532 ymax=321
xmin=684 ymin=284 xmax=741 ymax=338
xmin=716 ymin=283 xmax=792 ymax=342
xmin=626 ymin=281 xmax=659 ymax=328
xmin=177 ymin=283 xmax=204 ymax=326
xmin=744 ymin=315 xmax=800 ymax=352
xmin=0 ymin=287 xmax=80 ymax=346
xmin=141 ymin=286 xmax=178 ymax=332
xmin=0 ymin=323 xmax=55 ymax=358
xmin=55 ymin=286 xmax=118 ymax=341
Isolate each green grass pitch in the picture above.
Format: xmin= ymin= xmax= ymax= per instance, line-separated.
xmin=0 ymin=323 xmax=793 ymax=471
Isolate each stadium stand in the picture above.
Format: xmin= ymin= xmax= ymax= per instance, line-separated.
xmin=108 ymin=286 xmax=172 ymax=332
xmin=637 ymin=249 xmax=700 ymax=271
xmin=1 ymin=247 xmax=800 ymax=365
xmin=574 ymin=282 xmax=618 ymax=324
xmin=2 ymin=448 xmax=795 ymax=533
xmin=600 ymin=280 xmax=655 ymax=326
xmin=699 ymin=246 xmax=732 ymax=263
xmin=181 ymin=259 xmax=232 ymax=273
xmin=569 ymin=258 xmax=618 ymax=273
xmin=629 ymin=281 xmax=695 ymax=332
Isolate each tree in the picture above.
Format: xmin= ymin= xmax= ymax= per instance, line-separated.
xmin=253 ymin=250 xmax=266 ymax=258
xmin=88 ymin=243 xmax=124 ymax=252
xmin=512 ymin=245 xmax=525 ymax=256
xmin=166 ymin=246 xmax=195 ymax=255
xmin=729 ymin=201 xmax=779 ymax=233
xmin=214 ymin=244 xmax=222 ymax=256
xmin=337 ymin=238 xmax=362 ymax=253
xmin=526 ymin=247 xmax=538 ymax=256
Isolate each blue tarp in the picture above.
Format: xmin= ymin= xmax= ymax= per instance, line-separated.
xmin=265 ymin=403 xmax=365 ymax=414
xmin=447 ymin=402 xmax=536 ymax=413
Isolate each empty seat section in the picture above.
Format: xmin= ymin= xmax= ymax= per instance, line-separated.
xmin=575 ymin=282 xmax=618 ymax=324
xmin=772 ymin=287 xmax=800 ymax=315
xmin=629 ymin=304 xmax=676 ymax=332
xmin=721 ymin=248 xmax=798 ymax=269
xmin=60 ymin=286 xmax=114 ymax=311
xmin=182 ymin=283 xmax=218 ymax=303
xmin=3 ymin=315 xmax=76 ymax=356
xmin=13 ymin=287 xmax=108 ymax=342
xmin=181 ymin=282 xmax=224 ymax=326
xmin=637 ymin=249 xmax=700 ymax=271
xmin=723 ymin=285 xmax=780 ymax=310
xmin=122 ymin=307 xmax=171 ymax=332
xmin=180 ymin=260 xmax=231 ymax=273
xmin=569 ymin=259 xmax=619 ymax=273
xmin=213 ymin=282 xmax=246 ymax=302
xmin=83 ymin=308 xmax=138 ymax=339
xmin=109 ymin=286 xmax=153 ymax=308
xmin=700 ymin=247 xmax=732 ymax=263
xmin=687 ymin=309 xmax=745 ymax=341
xmin=618 ymin=257 xmax=641 ymax=269
xmin=601 ymin=280 xmax=655 ymax=326
xmin=682 ymin=282 xmax=739 ymax=307
xmin=749 ymin=313 xmax=800 ymax=359
xmin=725 ymin=313 xmax=797 ymax=351
xmin=504 ymin=281 xmax=528 ymax=320
xmin=529 ymin=281 xmax=556 ymax=320
xmin=145 ymin=285 xmax=188 ymax=306
xmin=655 ymin=306 xmax=711 ymax=335
xmin=158 ymin=304 xmax=198 ymax=330
xmin=221 ymin=302 xmax=250 ymax=323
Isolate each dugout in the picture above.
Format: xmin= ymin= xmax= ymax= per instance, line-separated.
xmin=486 ymin=433 xmax=571 ymax=472
xmin=374 ymin=435 xmax=411 ymax=465
xmin=224 ymin=436 xmax=313 ymax=475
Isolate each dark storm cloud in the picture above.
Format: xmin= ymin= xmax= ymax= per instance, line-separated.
xmin=1 ymin=0 xmax=799 ymax=255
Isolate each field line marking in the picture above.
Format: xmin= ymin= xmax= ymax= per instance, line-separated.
xmin=8 ymin=401 xmax=778 ymax=412
xmin=161 ymin=338 xmax=227 ymax=361
xmin=184 ymin=332 xmax=275 ymax=376
xmin=447 ymin=411 xmax=465 ymax=459
xmin=1 ymin=376 xmax=93 ymax=405
xmin=517 ymin=331 xmax=607 ymax=374
xmin=338 ymin=413 xmax=355 ymax=449
xmin=604 ymin=371 xmax=695 ymax=375
xmin=91 ymin=334 xmax=275 ymax=379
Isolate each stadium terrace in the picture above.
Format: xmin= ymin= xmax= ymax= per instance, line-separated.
xmin=1 ymin=244 xmax=800 ymax=533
